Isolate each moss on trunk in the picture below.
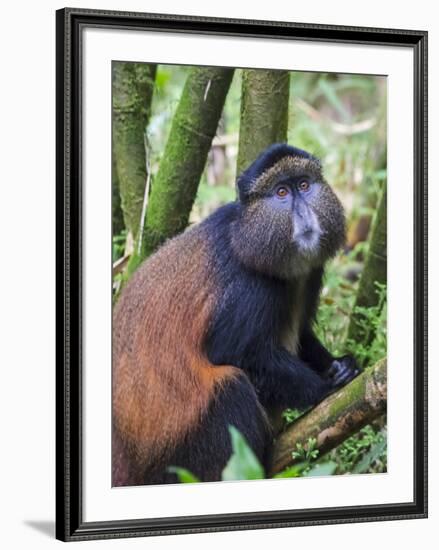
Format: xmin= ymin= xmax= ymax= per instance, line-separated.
xmin=236 ymin=69 xmax=290 ymax=175
xmin=139 ymin=66 xmax=234 ymax=259
xmin=112 ymin=62 xmax=156 ymax=238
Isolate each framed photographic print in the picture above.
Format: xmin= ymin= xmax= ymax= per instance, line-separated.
xmin=56 ymin=7 xmax=427 ymax=541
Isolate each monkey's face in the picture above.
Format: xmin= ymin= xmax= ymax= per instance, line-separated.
xmin=233 ymin=153 xmax=345 ymax=279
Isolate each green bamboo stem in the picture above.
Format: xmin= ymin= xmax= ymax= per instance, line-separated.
xmin=112 ymin=62 xmax=156 ymax=239
xmin=236 ymin=69 xmax=290 ymax=175
xmin=139 ymin=66 xmax=234 ymax=260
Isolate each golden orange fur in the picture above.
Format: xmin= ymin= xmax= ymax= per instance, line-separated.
xmin=112 ymin=225 xmax=238 ymax=482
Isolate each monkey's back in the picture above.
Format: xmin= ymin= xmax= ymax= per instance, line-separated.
xmin=112 ymin=224 xmax=238 ymax=484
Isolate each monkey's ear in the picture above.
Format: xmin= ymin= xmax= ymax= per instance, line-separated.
xmin=236 ymin=143 xmax=317 ymax=201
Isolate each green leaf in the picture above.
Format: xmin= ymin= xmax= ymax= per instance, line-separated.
xmin=167 ymin=466 xmax=200 ymax=483
xmin=305 ymin=461 xmax=338 ymax=477
xmin=281 ymin=408 xmax=302 ymax=425
xmin=273 ymin=463 xmax=308 ymax=478
xmin=352 ymin=438 xmax=387 ymax=474
xmin=221 ymin=426 xmax=265 ymax=481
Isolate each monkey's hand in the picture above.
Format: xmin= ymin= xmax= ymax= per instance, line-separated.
xmin=327 ymin=355 xmax=360 ymax=390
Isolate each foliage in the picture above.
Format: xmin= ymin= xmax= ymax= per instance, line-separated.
xmin=314 ymin=250 xmax=387 ymax=368
xmin=171 ymin=425 xmax=265 ymax=483
xmin=273 ymin=460 xmax=337 ymax=479
xmin=221 ymin=426 xmax=265 ymax=481
xmin=112 ymin=229 xmax=127 ymax=263
xmin=278 ymin=437 xmax=339 ymax=478
xmin=168 ymin=467 xmax=201 ymax=483
xmin=346 ymin=282 xmax=387 ymax=369
xmin=352 ymin=431 xmax=387 ymax=474
xmin=330 ymin=424 xmax=387 ymax=474
xmin=170 ymin=429 xmax=339 ymax=482
xmin=281 ymin=408 xmax=303 ymax=426
xmin=273 ymin=463 xmax=308 ymax=478
xmin=291 ymin=437 xmax=319 ymax=463
xmin=305 ymin=462 xmax=338 ymax=477
xmin=314 ymin=248 xmax=360 ymax=357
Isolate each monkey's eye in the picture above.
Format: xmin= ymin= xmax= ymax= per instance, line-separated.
xmin=276 ymin=187 xmax=289 ymax=198
xmin=298 ymin=180 xmax=310 ymax=192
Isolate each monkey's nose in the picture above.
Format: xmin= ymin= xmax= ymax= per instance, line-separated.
xmin=292 ymin=207 xmax=321 ymax=252
xmin=297 ymin=227 xmax=314 ymax=239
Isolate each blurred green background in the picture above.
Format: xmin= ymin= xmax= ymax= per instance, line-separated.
xmin=146 ymin=68 xmax=386 ymax=224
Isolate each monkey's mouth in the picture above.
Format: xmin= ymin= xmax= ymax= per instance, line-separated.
xmin=293 ymin=228 xmax=321 ymax=254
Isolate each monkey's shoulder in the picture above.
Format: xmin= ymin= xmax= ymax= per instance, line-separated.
xmin=113 ymin=204 xmax=239 ymax=325
xmin=137 ymin=202 xmax=239 ymax=276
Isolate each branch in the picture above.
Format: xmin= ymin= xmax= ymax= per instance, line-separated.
xmin=296 ymin=98 xmax=376 ymax=135
xmin=270 ymin=358 xmax=387 ymax=476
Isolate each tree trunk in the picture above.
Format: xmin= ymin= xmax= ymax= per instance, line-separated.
xmin=270 ymin=358 xmax=387 ymax=476
xmin=112 ymin=62 xmax=156 ymax=239
xmin=347 ymin=183 xmax=387 ymax=346
xmin=139 ymin=66 xmax=234 ymax=259
xmin=236 ymin=69 xmax=290 ymax=175
xmin=112 ymin=143 xmax=124 ymax=238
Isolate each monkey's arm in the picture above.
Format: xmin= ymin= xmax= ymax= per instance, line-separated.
xmin=298 ymin=327 xmax=333 ymax=373
xmin=248 ymin=346 xmax=334 ymax=410
xmin=299 ymin=327 xmax=360 ymax=385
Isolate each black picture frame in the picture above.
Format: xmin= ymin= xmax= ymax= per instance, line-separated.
xmin=56 ymin=7 xmax=428 ymax=542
